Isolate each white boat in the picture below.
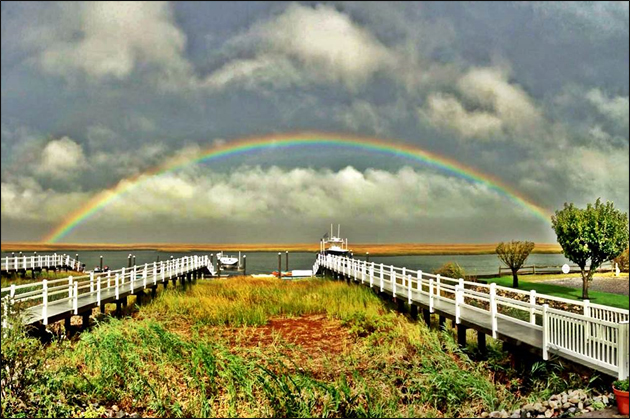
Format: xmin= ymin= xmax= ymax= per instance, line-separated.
xmin=217 ymin=251 xmax=239 ymax=268
xmin=320 ymin=224 xmax=352 ymax=257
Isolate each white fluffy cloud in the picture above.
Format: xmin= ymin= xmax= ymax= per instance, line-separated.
xmin=36 ymin=137 xmax=87 ymax=179
xmin=419 ymin=67 xmax=543 ymax=141
xmin=586 ymin=89 xmax=629 ymax=130
xmin=34 ymin=2 xmax=189 ymax=81
xmin=202 ymin=3 xmax=395 ymax=90
xmin=1 ymin=166 xmax=536 ymax=225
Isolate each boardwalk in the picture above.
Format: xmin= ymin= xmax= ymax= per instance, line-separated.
xmin=1 ymin=255 xmax=215 ymax=328
xmin=313 ymin=254 xmax=629 ymax=379
xmin=2 ymin=253 xmax=81 ymax=276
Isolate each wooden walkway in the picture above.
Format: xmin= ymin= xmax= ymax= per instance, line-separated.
xmin=2 ymin=255 xmax=215 ymax=328
xmin=2 ymin=253 xmax=81 ymax=276
xmin=314 ymin=254 xmax=629 ymax=379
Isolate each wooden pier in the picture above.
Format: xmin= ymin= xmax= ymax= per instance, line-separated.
xmin=2 ymin=253 xmax=81 ymax=277
xmin=314 ymin=254 xmax=629 ymax=379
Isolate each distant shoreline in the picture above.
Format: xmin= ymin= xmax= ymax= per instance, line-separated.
xmin=0 ymin=242 xmax=563 ymax=256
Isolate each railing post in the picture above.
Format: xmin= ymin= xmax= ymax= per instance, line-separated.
xmin=455 ymin=285 xmax=461 ymax=324
xmin=380 ymin=263 xmax=384 ymax=292
xmin=97 ymin=274 xmax=101 ymax=306
xmin=584 ymin=299 xmax=591 ymax=340
xmin=542 ymin=304 xmax=549 ymax=360
xmin=90 ymin=271 xmax=94 ymax=293
xmin=115 ymin=273 xmax=120 ymax=300
xmin=408 ymin=274 xmax=412 ymax=304
xmin=143 ymin=264 xmax=148 ymax=289
xmin=73 ymin=281 xmax=78 ymax=314
xmin=402 ymin=268 xmax=406 ymax=295
xmin=153 ymin=262 xmax=157 ymax=285
xmin=10 ymin=284 xmax=16 ymax=305
xmin=429 ymin=278 xmax=434 ymax=313
xmin=619 ymin=321 xmax=629 ymax=380
xmin=68 ymin=277 xmax=73 ymax=299
xmin=107 ymin=271 xmax=111 ymax=289
xmin=42 ymin=280 xmax=48 ymax=325
xmin=529 ymin=290 xmax=537 ymax=324
xmin=490 ymin=283 xmax=497 ymax=338
xmin=370 ymin=262 xmax=374 ymax=288
xmin=362 ymin=262 xmax=365 ymax=284
xmin=391 ymin=266 xmax=396 ymax=297
xmin=121 ymin=267 xmax=126 ymax=285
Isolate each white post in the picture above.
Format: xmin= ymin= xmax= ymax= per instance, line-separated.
xmin=402 ymin=268 xmax=406 ymax=295
xmin=584 ymin=299 xmax=591 ymax=340
xmin=391 ymin=266 xmax=396 ymax=297
xmin=542 ymin=304 xmax=549 ymax=360
xmin=107 ymin=271 xmax=111 ymax=289
xmin=429 ymin=278 xmax=434 ymax=313
xmin=153 ymin=262 xmax=157 ymax=285
xmin=73 ymin=281 xmax=78 ymax=314
xmin=42 ymin=280 xmax=48 ymax=325
xmin=417 ymin=270 xmax=423 ymax=294
xmin=455 ymin=285 xmax=461 ymax=324
xmin=380 ymin=263 xmax=384 ymax=292
xmin=370 ymin=262 xmax=374 ymax=288
xmin=10 ymin=284 xmax=16 ymax=304
xmin=115 ymin=273 xmax=120 ymax=300
xmin=362 ymin=262 xmax=365 ymax=284
xmin=408 ymin=274 xmax=412 ymax=304
xmin=618 ymin=321 xmax=628 ymax=380
xmin=68 ymin=277 xmax=73 ymax=299
xmin=490 ymin=283 xmax=497 ymax=338
xmin=529 ymin=290 xmax=537 ymax=324
xmin=90 ymin=271 xmax=94 ymax=293
xmin=97 ymin=275 xmax=101 ymax=306
xmin=161 ymin=262 xmax=165 ymax=282
xmin=143 ymin=264 xmax=148 ymax=289
xmin=121 ymin=267 xmax=126 ymax=285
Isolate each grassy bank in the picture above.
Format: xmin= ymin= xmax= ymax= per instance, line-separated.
xmin=1 ymin=242 xmax=563 ymax=255
xmin=2 ymin=277 xmax=604 ymax=418
xmin=491 ymin=276 xmax=629 ymax=309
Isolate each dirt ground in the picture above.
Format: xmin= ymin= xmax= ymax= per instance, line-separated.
xmin=541 ymin=276 xmax=629 ymax=296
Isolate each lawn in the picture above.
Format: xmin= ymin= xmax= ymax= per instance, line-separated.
xmin=491 ymin=276 xmax=629 ymax=309
xmin=1 ymin=277 xmax=603 ymax=418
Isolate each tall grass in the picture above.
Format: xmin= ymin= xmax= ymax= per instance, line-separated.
xmin=2 ymin=276 xmax=602 ymax=418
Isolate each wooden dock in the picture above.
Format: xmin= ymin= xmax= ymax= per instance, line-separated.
xmin=2 ymin=253 xmax=81 ymax=277
xmin=314 ymin=254 xmax=629 ymax=379
xmin=1 ymin=255 xmax=215 ymax=329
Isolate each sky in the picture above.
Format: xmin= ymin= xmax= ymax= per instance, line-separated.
xmin=1 ymin=1 xmax=628 ymax=244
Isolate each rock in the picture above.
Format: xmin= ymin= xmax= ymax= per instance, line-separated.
xmin=562 ymin=402 xmax=571 ymax=409
xmin=562 ymin=394 xmax=568 ymax=404
xmin=586 ymin=406 xmax=594 ymax=412
xmin=481 ymin=412 xmax=489 ymax=418
xmin=112 ymin=405 xmax=120 ymax=412
xmin=567 ymin=407 xmax=576 ymax=414
xmin=523 ymin=404 xmax=535 ymax=412
xmin=526 ymin=413 xmax=531 ymax=419
xmin=489 ymin=411 xmax=502 ymax=418
xmin=569 ymin=397 xmax=580 ymax=404
xmin=602 ymin=395 xmax=609 ymax=405
xmin=542 ymin=401 xmax=549 ymax=408
xmin=549 ymin=395 xmax=558 ymax=401
xmin=115 ymin=411 xmax=125 ymax=419
xmin=501 ymin=409 xmax=509 ymax=418
xmin=512 ymin=409 xmax=521 ymax=416
xmin=129 ymin=413 xmax=141 ymax=418
xmin=534 ymin=402 xmax=545 ymax=413
xmin=549 ymin=401 xmax=558 ymax=409
xmin=510 ymin=414 xmax=520 ymax=419
xmin=578 ymin=401 xmax=583 ymax=410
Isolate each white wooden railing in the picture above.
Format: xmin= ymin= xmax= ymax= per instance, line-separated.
xmin=1 ymin=253 xmax=81 ymax=272
xmin=1 ymin=255 xmax=212 ymax=327
xmin=314 ymin=254 xmax=629 ymax=379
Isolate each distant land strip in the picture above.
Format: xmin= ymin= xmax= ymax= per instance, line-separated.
xmin=1 ymin=243 xmax=563 ymax=256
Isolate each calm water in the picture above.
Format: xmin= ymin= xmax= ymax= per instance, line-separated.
xmin=1 ymin=250 xmax=575 ymax=276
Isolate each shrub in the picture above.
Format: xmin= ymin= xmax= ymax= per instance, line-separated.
xmin=613 ymin=248 xmax=629 ymax=272
xmin=433 ymin=262 xmax=466 ymax=279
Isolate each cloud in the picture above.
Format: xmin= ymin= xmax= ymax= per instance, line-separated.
xmin=585 ymin=89 xmax=629 ymax=131
xmin=1 ymin=166 xmax=538 ymax=227
xmin=36 ymin=137 xmax=87 ymax=179
xmin=418 ymin=67 xmax=543 ymax=140
xmin=530 ymin=2 xmax=629 ymax=38
xmin=32 ymin=2 xmax=190 ymax=81
xmin=201 ymin=3 xmax=395 ymax=90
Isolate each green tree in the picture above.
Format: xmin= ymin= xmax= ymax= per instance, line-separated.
xmin=496 ymin=241 xmax=535 ymax=288
xmin=551 ymin=198 xmax=629 ymax=300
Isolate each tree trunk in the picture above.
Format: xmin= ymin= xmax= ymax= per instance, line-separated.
xmin=581 ymin=268 xmax=589 ymax=300
xmin=511 ymin=269 xmax=518 ymax=288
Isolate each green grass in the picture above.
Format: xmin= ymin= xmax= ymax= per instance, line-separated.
xmin=492 ymin=276 xmax=629 ymax=309
xmin=1 ymin=277 xmax=607 ymax=418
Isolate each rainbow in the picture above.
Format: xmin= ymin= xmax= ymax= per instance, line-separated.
xmin=43 ymin=132 xmax=552 ymax=243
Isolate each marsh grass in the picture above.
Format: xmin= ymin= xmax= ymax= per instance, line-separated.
xmin=1 ymin=277 xmax=602 ymax=418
